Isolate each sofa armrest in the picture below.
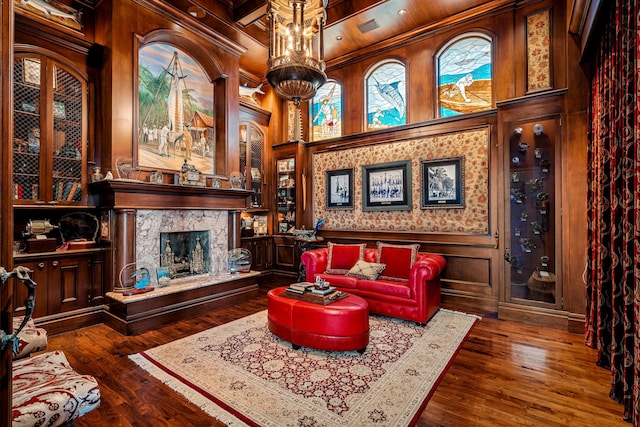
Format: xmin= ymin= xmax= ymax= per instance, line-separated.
xmin=409 ymin=253 xmax=446 ymax=323
xmin=411 ymin=253 xmax=446 ymax=281
xmin=300 ymin=248 xmax=329 ymax=282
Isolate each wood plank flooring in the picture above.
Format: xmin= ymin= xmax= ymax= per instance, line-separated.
xmin=43 ymin=282 xmax=626 ymax=427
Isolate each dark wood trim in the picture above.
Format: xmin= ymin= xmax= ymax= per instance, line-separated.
xmin=104 ymin=275 xmax=259 ymax=335
xmin=133 ymin=0 xmax=247 ymax=58
xmin=89 ymin=180 xmax=252 ymax=210
xmin=34 ymin=306 xmax=105 ymax=335
xmin=0 ymin=0 xmax=13 ymax=422
xmin=569 ymin=0 xmax=604 ymax=61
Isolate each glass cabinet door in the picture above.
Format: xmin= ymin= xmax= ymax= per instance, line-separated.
xmin=276 ymin=157 xmax=295 ymax=233
xmin=13 ymin=55 xmax=85 ymax=204
xmin=239 ymin=121 xmax=264 ymax=208
xmin=13 ymin=56 xmax=42 ymax=202
xmin=506 ymin=118 xmax=559 ymax=305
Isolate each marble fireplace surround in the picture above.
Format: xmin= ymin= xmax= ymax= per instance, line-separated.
xmin=93 ymin=181 xmax=257 ymax=334
xmin=89 ymin=180 xmax=251 ymax=287
xmin=136 ymin=209 xmax=227 ymax=278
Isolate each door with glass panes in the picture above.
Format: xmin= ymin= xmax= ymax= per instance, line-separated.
xmin=13 ymin=54 xmax=87 ymax=205
xmin=239 ymin=121 xmax=265 ymax=208
xmin=505 ymin=117 xmax=561 ymax=307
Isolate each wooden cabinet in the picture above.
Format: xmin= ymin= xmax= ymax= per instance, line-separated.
xmin=13 ymin=250 xmax=105 ymax=320
xmin=241 ymin=236 xmax=272 ymax=271
xmin=12 ymin=53 xmax=87 ymax=205
xmin=276 ymin=157 xmax=296 ymax=233
xmin=240 ymin=121 xmax=265 ymax=209
xmin=504 ymin=116 xmax=560 ymax=308
xmin=272 ymin=234 xmax=298 ymax=275
xmin=240 ymin=103 xmax=271 ymax=211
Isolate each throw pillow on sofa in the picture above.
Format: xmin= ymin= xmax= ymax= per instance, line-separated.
xmin=325 ymin=242 xmax=366 ymax=274
xmin=347 ymin=260 xmax=386 ymax=280
xmin=376 ymin=242 xmax=420 ymax=282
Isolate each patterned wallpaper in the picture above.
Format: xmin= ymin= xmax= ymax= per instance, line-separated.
xmin=526 ymin=9 xmax=552 ymax=92
xmin=312 ymin=128 xmax=490 ymax=234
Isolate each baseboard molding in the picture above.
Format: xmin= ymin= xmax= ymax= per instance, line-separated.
xmin=104 ymin=276 xmax=259 ymax=335
xmin=498 ymin=302 xmax=572 ymax=331
xmin=35 ymin=307 xmax=105 ymax=335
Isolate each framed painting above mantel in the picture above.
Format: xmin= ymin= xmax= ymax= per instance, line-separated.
xmin=136 ymin=42 xmax=215 ymax=176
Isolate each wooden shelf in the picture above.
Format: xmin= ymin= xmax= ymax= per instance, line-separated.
xmin=89 ymin=180 xmax=252 ymax=210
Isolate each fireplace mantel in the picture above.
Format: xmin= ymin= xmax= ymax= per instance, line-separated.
xmin=89 ymin=180 xmax=252 ymax=210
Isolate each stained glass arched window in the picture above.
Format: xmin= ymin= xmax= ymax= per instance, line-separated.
xmin=311 ymin=79 xmax=342 ymax=141
xmin=437 ymin=34 xmax=493 ymax=118
xmin=365 ymin=61 xmax=406 ymax=131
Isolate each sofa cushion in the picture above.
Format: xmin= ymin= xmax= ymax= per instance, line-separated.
xmin=316 ymin=273 xmax=359 ymax=289
xmin=376 ymin=242 xmax=420 ymax=282
xmin=346 ymin=260 xmax=386 ymax=280
xmin=358 ymin=279 xmax=412 ymax=299
xmin=325 ymin=242 xmax=366 ymax=274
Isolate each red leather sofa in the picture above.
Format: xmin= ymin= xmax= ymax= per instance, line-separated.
xmin=300 ymin=243 xmax=446 ymax=325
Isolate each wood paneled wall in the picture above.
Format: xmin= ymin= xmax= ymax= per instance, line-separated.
xmin=295 ymin=0 xmax=589 ymax=330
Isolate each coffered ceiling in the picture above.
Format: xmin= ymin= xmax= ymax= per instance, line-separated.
xmin=164 ymin=0 xmax=514 ymax=80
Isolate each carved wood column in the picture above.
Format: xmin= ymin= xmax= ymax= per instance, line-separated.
xmin=228 ymin=211 xmax=242 ymax=249
xmin=114 ymin=209 xmax=136 ymax=288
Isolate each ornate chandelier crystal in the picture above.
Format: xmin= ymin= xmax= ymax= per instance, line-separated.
xmin=266 ymin=0 xmax=327 ymax=106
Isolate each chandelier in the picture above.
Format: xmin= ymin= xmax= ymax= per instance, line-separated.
xmin=266 ymin=0 xmax=327 ymax=106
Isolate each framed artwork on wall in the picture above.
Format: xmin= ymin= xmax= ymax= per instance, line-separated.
xmin=421 ymin=157 xmax=465 ymax=208
xmin=326 ymin=168 xmax=353 ymax=209
xmin=136 ymin=42 xmax=215 ymax=175
xmin=362 ymin=160 xmax=412 ymax=211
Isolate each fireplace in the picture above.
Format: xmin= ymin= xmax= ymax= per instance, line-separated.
xmin=136 ymin=209 xmax=228 ymax=282
xmin=160 ymin=230 xmax=210 ymax=277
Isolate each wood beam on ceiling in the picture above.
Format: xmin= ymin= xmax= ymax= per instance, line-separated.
xmin=232 ymin=0 xmax=388 ymax=28
xmin=233 ymin=0 xmax=266 ymax=27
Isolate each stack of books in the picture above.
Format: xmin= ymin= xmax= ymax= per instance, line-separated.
xmin=285 ymin=282 xmax=315 ymax=294
xmin=310 ymin=286 xmax=335 ymax=296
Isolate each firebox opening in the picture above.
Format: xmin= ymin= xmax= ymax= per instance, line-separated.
xmin=160 ymin=230 xmax=210 ymax=278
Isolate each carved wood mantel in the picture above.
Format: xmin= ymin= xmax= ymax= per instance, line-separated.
xmin=89 ymin=180 xmax=252 ymax=210
xmin=89 ymin=180 xmax=252 ymax=294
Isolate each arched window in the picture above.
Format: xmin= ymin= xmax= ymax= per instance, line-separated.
xmin=310 ymin=79 xmax=342 ymax=141
xmin=436 ymin=34 xmax=493 ymax=118
xmin=365 ymin=60 xmax=406 ymax=131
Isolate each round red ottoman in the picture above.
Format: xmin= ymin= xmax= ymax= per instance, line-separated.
xmin=267 ymin=286 xmax=370 ymax=353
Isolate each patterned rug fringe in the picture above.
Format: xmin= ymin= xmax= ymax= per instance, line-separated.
xmin=439 ymin=307 xmax=483 ymax=320
xmin=129 ymin=353 xmax=247 ymax=426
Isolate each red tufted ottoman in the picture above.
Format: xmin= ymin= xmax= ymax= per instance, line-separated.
xmin=267 ymin=286 xmax=370 ymax=353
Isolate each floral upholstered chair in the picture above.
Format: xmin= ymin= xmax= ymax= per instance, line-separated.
xmin=1 ymin=266 xmax=101 ymax=427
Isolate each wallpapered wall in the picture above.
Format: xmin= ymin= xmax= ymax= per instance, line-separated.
xmin=312 ymin=127 xmax=490 ymax=234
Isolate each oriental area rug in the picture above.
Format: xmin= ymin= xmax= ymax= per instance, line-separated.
xmin=130 ymin=309 xmax=478 ymax=427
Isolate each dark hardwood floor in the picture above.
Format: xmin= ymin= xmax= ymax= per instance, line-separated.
xmin=43 ymin=279 xmax=626 ymax=427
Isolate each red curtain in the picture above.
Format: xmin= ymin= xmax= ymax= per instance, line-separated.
xmin=586 ymin=0 xmax=640 ymax=424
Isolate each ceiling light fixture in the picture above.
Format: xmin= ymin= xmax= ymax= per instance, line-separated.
xmin=187 ymin=6 xmax=206 ymax=19
xmin=266 ymin=0 xmax=327 ymax=106
xmin=398 ymin=9 xmax=407 ymax=16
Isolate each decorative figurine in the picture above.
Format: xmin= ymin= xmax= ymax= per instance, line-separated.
xmin=540 ymin=159 xmax=551 ymax=173
xmin=91 ymin=167 xmax=104 ymax=183
xmin=518 ymin=141 xmax=529 ymax=153
xmin=534 ymin=147 xmax=543 ymax=159
xmin=533 ymin=123 xmax=544 ymax=135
